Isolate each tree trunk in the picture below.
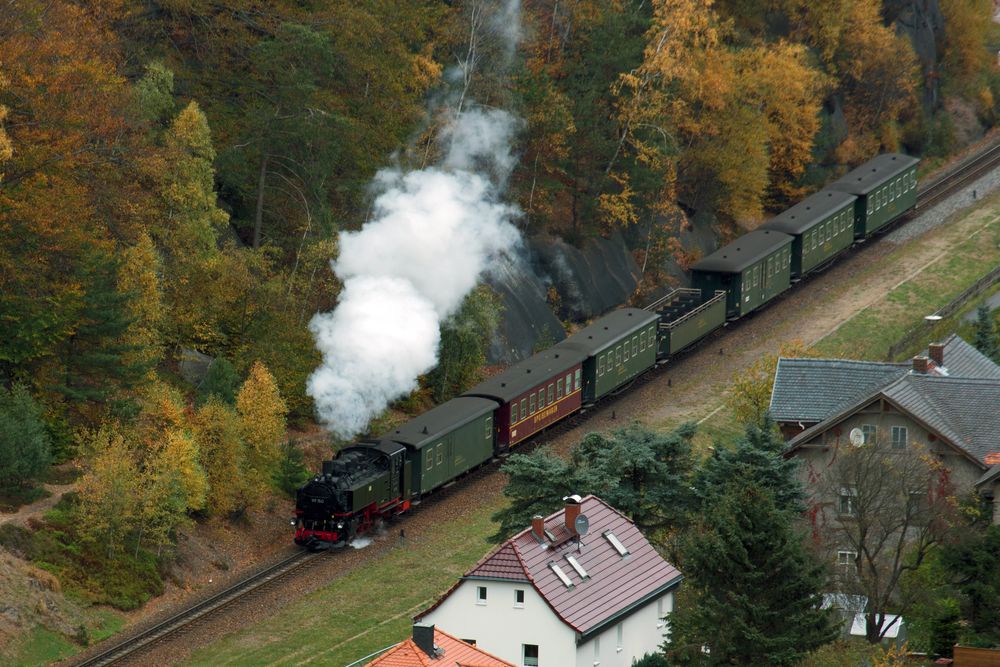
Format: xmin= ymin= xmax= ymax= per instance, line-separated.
xmin=253 ymin=155 xmax=269 ymax=249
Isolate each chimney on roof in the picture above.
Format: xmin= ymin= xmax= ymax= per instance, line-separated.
xmin=412 ymin=623 xmax=437 ymax=658
xmin=563 ymin=494 xmax=582 ymax=534
xmin=928 ymin=343 xmax=944 ymax=366
xmin=531 ymin=515 xmax=545 ymax=541
xmin=912 ymin=356 xmax=930 ymax=374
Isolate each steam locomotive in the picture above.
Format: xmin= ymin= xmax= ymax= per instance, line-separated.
xmin=294 ymin=153 xmax=920 ymax=549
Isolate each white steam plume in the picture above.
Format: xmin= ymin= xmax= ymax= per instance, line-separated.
xmin=307 ymin=108 xmax=522 ymax=439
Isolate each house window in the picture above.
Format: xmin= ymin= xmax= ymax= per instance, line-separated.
xmin=617 ymin=623 xmax=623 ymax=652
xmin=891 ymin=426 xmax=907 ymax=449
xmin=477 ymin=586 xmax=487 ymax=605
xmin=656 ymin=597 xmax=666 ymax=629
xmin=839 ymin=487 xmax=857 ymax=515
xmin=523 ymin=644 xmax=539 ymax=667
xmin=515 ymin=588 xmax=525 ymax=607
xmin=861 ymin=424 xmax=876 ymax=445
xmin=594 ymin=636 xmax=601 ymax=664
xmin=510 ymin=404 xmax=518 ymax=425
xmin=908 ymin=491 xmax=928 ymax=518
xmin=837 ymin=550 xmax=857 ymax=567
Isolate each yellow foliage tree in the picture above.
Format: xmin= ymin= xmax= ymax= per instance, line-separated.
xmin=194 ymin=398 xmax=246 ymax=516
xmin=117 ymin=231 xmax=164 ymax=375
xmin=939 ymin=0 xmax=993 ymax=82
xmin=236 ymin=361 xmax=287 ymax=501
xmin=76 ymin=426 xmax=144 ymax=557
xmin=726 ymin=340 xmax=817 ymax=426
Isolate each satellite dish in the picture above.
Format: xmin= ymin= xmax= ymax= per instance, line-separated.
xmin=849 ymin=428 xmax=865 ymax=447
xmin=574 ymin=514 xmax=590 ymax=536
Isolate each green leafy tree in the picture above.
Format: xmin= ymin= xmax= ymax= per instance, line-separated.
xmin=426 ymin=286 xmax=501 ymax=402
xmin=665 ymin=478 xmax=837 ymax=665
xmin=491 ymin=423 xmax=697 ymax=543
xmin=274 ymin=440 xmax=310 ymax=498
xmin=0 ymin=384 xmax=52 ymax=490
xmin=941 ymin=525 xmax=1000 ymax=644
xmin=196 ymin=358 xmax=240 ymax=407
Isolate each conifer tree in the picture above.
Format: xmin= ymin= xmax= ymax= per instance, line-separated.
xmin=664 ymin=479 xmax=836 ymax=665
xmin=0 ymin=384 xmax=51 ymax=491
xmin=972 ymin=304 xmax=999 ymax=363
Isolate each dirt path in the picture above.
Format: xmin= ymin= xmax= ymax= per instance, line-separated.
xmin=0 ymin=484 xmax=75 ymax=527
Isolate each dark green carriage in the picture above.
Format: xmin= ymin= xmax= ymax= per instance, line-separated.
xmin=557 ymin=308 xmax=660 ymax=403
xmin=690 ymin=229 xmax=794 ymax=319
xmin=387 ymin=396 xmax=497 ymax=497
xmin=759 ymin=190 xmax=856 ymax=279
xmin=825 ymin=153 xmax=919 ymax=238
xmin=650 ymin=288 xmax=727 ymax=357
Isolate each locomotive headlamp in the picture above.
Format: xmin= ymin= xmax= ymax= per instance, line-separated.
xmin=289 ymin=519 xmax=297 ymax=526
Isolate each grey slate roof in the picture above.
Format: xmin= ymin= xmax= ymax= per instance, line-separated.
xmin=880 ymin=374 xmax=1000 ymax=465
xmin=933 ymin=334 xmax=1000 ymax=379
xmin=825 ymin=153 xmax=919 ymax=196
xmin=770 ymin=358 xmax=909 ymax=423
xmin=689 ymin=229 xmax=793 ymax=274
xmin=770 ymin=335 xmax=1000 ymax=424
xmin=388 ymin=396 xmax=498 ymax=450
xmin=760 ymin=190 xmax=856 ymax=235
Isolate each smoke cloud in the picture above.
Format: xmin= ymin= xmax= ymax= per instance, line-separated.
xmin=307 ymin=108 xmax=522 ymax=439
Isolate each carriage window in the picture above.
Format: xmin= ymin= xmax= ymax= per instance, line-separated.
xmin=510 ymin=404 xmax=517 ymax=425
xmin=632 ymin=335 xmax=638 ymax=356
xmin=538 ymin=389 xmax=545 ymax=409
xmin=547 ymin=384 xmax=554 ymax=404
xmin=437 ymin=443 xmax=444 ymax=465
xmin=575 ymin=369 xmax=581 ymax=390
xmin=566 ymin=373 xmax=573 ymax=392
xmin=616 ymin=346 xmax=622 ymax=366
xmin=557 ymin=378 xmax=563 ymax=398
xmin=623 ymin=341 xmax=629 ymax=362
xmin=598 ymin=356 xmax=604 ymax=376
xmin=826 ymin=223 xmax=832 ymax=242
xmin=485 ymin=416 xmax=492 ymax=438
xmin=640 ymin=331 xmax=646 ymax=350
xmin=426 ymin=452 xmax=433 ymax=471
xmin=529 ymin=394 xmax=536 ymax=414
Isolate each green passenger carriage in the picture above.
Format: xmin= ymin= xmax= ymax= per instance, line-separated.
xmin=759 ymin=189 xmax=856 ymax=279
xmin=825 ymin=153 xmax=919 ymax=238
xmin=557 ymin=308 xmax=660 ymax=403
xmin=690 ymin=229 xmax=794 ymax=319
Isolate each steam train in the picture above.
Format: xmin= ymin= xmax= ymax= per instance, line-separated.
xmin=294 ymin=152 xmax=920 ymax=549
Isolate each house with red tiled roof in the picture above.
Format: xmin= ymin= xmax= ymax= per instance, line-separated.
xmin=415 ymin=495 xmax=682 ymax=667
xmin=365 ymin=624 xmax=514 ymax=667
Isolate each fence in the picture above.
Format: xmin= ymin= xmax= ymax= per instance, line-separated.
xmin=885 ymin=264 xmax=1000 ymax=360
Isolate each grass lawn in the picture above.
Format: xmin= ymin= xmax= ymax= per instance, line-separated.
xmin=814 ymin=209 xmax=1000 ymax=360
xmin=8 ymin=607 xmax=125 ymax=666
xmin=184 ymin=497 xmax=505 ymax=666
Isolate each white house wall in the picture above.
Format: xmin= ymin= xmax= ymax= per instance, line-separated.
xmin=574 ymin=591 xmax=673 ymax=667
xmin=422 ymin=579 xmax=575 ymax=666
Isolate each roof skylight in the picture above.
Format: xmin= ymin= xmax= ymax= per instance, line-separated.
xmin=549 ymin=562 xmax=573 ymax=588
xmin=565 ymin=554 xmax=589 ymax=579
xmin=603 ymin=530 xmax=630 ymax=557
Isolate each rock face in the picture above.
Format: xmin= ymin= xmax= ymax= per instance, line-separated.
xmin=485 ymin=233 xmax=641 ymax=364
xmin=891 ymin=0 xmax=945 ymax=109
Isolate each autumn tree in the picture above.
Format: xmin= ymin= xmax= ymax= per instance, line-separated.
xmin=726 ymin=340 xmax=816 ymax=426
xmin=237 ymin=361 xmax=288 ymax=500
xmin=194 ymin=399 xmax=247 ymax=516
xmin=816 ymin=440 xmax=958 ymax=642
xmin=426 ymin=286 xmax=501 ymax=402
xmin=76 ymin=427 xmax=144 ymax=557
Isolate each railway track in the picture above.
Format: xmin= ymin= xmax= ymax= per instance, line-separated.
xmin=66 ymin=139 xmax=1000 ymax=667
xmin=70 ymin=550 xmax=328 ymax=667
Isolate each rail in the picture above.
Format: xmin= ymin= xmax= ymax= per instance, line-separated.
xmin=71 ymin=550 xmax=325 ymax=667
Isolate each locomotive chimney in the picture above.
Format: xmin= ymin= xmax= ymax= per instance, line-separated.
xmin=912 ymin=356 xmax=930 ymax=374
xmin=928 ymin=343 xmax=945 ymax=366
xmin=412 ymin=623 xmax=437 ymax=658
xmin=531 ymin=515 xmax=545 ymax=541
xmin=563 ymin=494 xmax=582 ymax=534
xmin=322 ymin=460 xmax=334 ymax=475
